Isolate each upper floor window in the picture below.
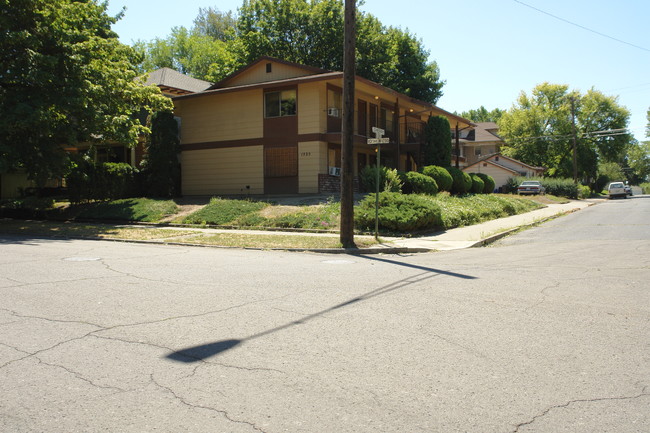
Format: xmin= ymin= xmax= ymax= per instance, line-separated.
xmin=327 ymin=88 xmax=342 ymax=118
xmin=265 ymin=89 xmax=296 ymax=118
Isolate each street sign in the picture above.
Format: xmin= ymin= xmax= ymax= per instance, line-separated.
xmin=367 ymin=138 xmax=390 ymax=145
xmin=371 ymin=127 xmax=385 ymax=136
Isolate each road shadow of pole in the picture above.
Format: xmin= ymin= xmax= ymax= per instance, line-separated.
xmin=165 ymin=261 xmax=477 ymax=363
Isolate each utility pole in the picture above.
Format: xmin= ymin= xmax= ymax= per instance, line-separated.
xmin=339 ymin=0 xmax=356 ymax=248
xmin=571 ymin=97 xmax=578 ymax=184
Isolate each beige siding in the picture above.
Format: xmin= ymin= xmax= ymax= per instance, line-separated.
xmin=298 ymin=141 xmax=327 ymax=193
xmin=464 ymin=164 xmax=513 ymax=190
xmin=175 ymin=90 xmax=262 ymax=144
xmin=181 ymin=146 xmax=264 ymax=195
xmin=226 ymin=62 xmax=317 ymax=87
xmin=0 ymin=172 xmax=32 ymax=199
xmin=298 ymin=82 xmax=325 ymax=135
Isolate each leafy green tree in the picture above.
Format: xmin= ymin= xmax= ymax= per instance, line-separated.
xmin=459 ymin=106 xmax=504 ymax=123
xmin=193 ymin=7 xmax=237 ymax=42
xmin=498 ymin=83 xmax=632 ymax=181
xmin=423 ymin=116 xmax=451 ymax=166
xmin=141 ymin=112 xmax=180 ymax=197
xmin=0 ymin=0 xmax=172 ymax=185
xmin=138 ymin=0 xmax=445 ymax=103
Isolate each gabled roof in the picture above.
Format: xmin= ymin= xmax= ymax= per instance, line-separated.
xmin=208 ymin=56 xmax=329 ymax=90
xmin=463 ymin=159 xmax=521 ymax=175
xmin=473 ymin=122 xmax=503 ymax=144
xmin=144 ymin=68 xmax=212 ymax=94
xmin=466 ymin=153 xmax=545 ymax=173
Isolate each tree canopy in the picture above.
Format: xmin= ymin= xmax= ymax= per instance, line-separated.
xmin=459 ymin=106 xmax=504 ymax=123
xmin=136 ymin=0 xmax=445 ymax=103
xmin=0 ymin=0 xmax=172 ymax=185
xmin=497 ymin=83 xmax=632 ymax=181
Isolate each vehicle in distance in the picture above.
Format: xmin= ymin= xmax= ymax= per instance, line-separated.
xmin=608 ymin=182 xmax=627 ymax=199
xmin=517 ymin=180 xmax=545 ymax=195
xmin=624 ymin=183 xmax=632 ymax=196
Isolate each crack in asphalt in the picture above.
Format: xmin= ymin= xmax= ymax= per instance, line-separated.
xmin=149 ymin=374 xmax=266 ymax=432
xmin=524 ymin=280 xmax=561 ymax=312
xmin=512 ymin=387 xmax=650 ymax=432
xmin=34 ymin=356 xmax=128 ymax=393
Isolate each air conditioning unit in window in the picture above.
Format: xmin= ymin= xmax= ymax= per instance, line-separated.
xmin=328 ymin=166 xmax=341 ymax=176
xmin=327 ymin=107 xmax=340 ymax=117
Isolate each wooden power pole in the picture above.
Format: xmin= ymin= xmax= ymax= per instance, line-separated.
xmin=571 ymin=97 xmax=578 ymax=183
xmin=340 ymin=0 xmax=356 ymax=248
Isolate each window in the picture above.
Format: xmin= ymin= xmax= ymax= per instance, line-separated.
xmin=475 ymin=147 xmax=482 ymax=156
xmin=266 ymin=63 xmax=272 ymax=73
xmin=264 ymin=89 xmax=296 ymax=118
xmin=327 ymin=88 xmax=342 ymax=117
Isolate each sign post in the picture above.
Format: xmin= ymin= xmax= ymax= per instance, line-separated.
xmin=368 ymin=127 xmax=390 ymax=240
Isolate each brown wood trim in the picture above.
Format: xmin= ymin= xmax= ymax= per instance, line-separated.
xmin=182 ymin=139 xmax=260 ymax=151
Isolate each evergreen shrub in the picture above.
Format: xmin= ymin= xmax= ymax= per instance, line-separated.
xmin=421 ymin=165 xmax=452 ymax=192
xmin=401 ymin=171 xmax=438 ymax=195
xmin=354 ymin=192 xmax=442 ymax=232
xmin=475 ymin=173 xmax=495 ymax=193
xmin=469 ymin=174 xmax=485 ymax=194
xmin=360 ymin=165 xmax=403 ymax=193
xmin=446 ymin=167 xmax=472 ymax=194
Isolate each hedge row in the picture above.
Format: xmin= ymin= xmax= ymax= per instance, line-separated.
xmin=360 ymin=165 xmax=495 ymax=196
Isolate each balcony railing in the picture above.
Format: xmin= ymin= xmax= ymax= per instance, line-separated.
xmin=401 ymin=121 xmax=425 ymax=144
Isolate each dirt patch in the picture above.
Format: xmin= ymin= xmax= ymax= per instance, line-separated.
xmin=259 ymin=205 xmax=307 ymax=218
xmin=159 ymin=204 xmax=206 ymax=223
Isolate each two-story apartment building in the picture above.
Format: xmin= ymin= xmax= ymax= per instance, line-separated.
xmin=173 ymin=57 xmax=474 ymax=196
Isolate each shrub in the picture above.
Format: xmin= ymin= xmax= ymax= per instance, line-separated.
xmin=359 ymin=165 xmax=403 ymax=193
xmin=475 ymin=173 xmax=495 ymax=194
xmin=354 ymin=192 xmax=442 ymax=232
xmin=67 ymin=158 xmax=138 ymax=203
xmin=469 ymin=174 xmax=485 ymax=194
xmin=446 ymin=167 xmax=472 ymax=195
xmin=183 ymin=198 xmax=269 ymax=225
xmin=421 ymin=165 xmax=453 ymax=192
xmin=578 ymin=185 xmax=591 ymax=199
xmin=507 ymin=176 xmax=581 ymax=199
xmin=401 ymin=171 xmax=438 ymax=195
xmin=641 ymin=182 xmax=650 ymax=194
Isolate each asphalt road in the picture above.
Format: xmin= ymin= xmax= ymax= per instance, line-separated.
xmin=1 ymin=196 xmax=648 ymax=432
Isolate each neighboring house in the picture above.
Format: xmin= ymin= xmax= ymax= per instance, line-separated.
xmin=463 ymin=153 xmax=545 ymax=191
xmin=74 ymin=68 xmax=212 ymax=167
xmin=144 ymin=67 xmax=212 ymax=97
xmin=461 ymin=122 xmax=503 ymax=166
xmin=173 ymin=56 xmax=474 ymax=195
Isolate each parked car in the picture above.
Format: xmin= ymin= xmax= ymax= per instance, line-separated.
xmin=624 ymin=183 xmax=632 ymax=196
xmin=517 ymin=180 xmax=545 ymax=195
xmin=608 ymin=182 xmax=627 ymax=199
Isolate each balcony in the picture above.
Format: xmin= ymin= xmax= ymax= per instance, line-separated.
xmin=401 ymin=121 xmax=425 ymax=145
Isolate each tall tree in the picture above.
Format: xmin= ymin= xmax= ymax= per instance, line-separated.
xmin=422 ymin=116 xmax=451 ymax=167
xmin=138 ymin=0 xmax=445 ymax=103
xmin=459 ymin=106 xmax=504 ymax=123
xmin=498 ymin=83 xmax=631 ymax=180
xmin=0 ymin=0 xmax=172 ymax=185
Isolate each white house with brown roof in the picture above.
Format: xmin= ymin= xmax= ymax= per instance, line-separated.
xmin=463 ymin=153 xmax=545 ymax=191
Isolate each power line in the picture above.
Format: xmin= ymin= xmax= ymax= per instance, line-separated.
xmin=513 ymin=0 xmax=650 ymax=53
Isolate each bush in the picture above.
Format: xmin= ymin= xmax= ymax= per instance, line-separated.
xmin=67 ymin=158 xmax=138 ymax=203
xmin=421 ymin=165 xmax=453 ymax=192
xmin=446 ymin=167 xmax=472 ymax=195
xmin=578 ymin=185 xmax=591 ymax=199
xmin=182 ymin=197 xmax=269 ymax=225
xmin=469 ymin=174 xmax=485 ymax=194
xmin=359 ymin=165 xmax=403 ymax=193
xmin=401 ymin=171 xmax=438 ymax=195
xmin=507 ymin=176 xmax=581 ymax=199
xmin=354 ymin=192 xmax=442 ymax=232
xmin=641 ymin=182 xmax=650 ymax=194
xmin=475 ymin=173 xmax=495 ymax=194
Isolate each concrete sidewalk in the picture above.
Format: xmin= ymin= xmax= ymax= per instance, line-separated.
xmin=379 ymin=199 xmax=598 ymax=252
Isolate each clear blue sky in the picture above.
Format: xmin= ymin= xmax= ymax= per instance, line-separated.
xmin=107 ymin=0 xmax=650 ymax=142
